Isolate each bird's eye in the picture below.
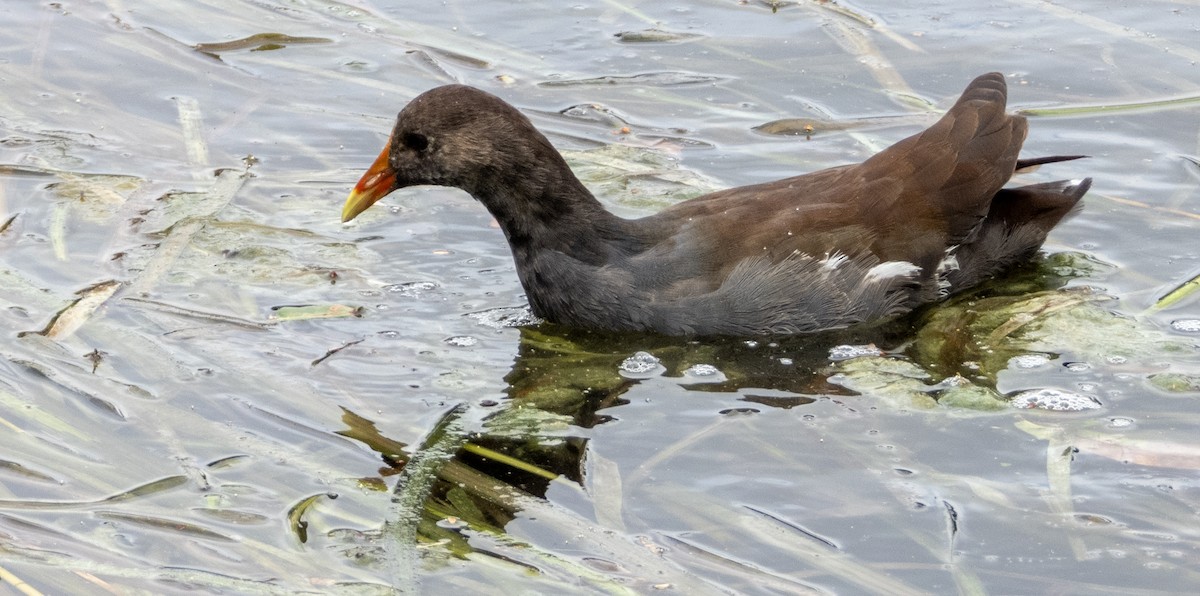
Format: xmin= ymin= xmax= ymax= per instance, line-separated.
xmin=402 ymin=132 xmax=429 ymax=152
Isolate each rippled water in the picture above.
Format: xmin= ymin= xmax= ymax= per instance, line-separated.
xmin=2 ymin=0 xmax=1199 ymax=593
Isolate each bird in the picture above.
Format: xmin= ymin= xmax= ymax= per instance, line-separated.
xmin=341 ymin=72 xmax=1089 ymax=336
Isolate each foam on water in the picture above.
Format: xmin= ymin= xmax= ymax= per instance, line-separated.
xmin=683 ymin=363 xmax=726 ymax=383
xmin=1010 ymin=354 xmax=1051 ymax=369
xmin=466 ymin=306 xmax=541 ymax=329
xmin=619 ymin=351 xmax=664 ymax=377
xmin=829 ymin=344 xmax=883 ymax=361
xmin=1011 ymin=388 xmax=1102 ymax=411
xmin=384 ymin=281 xmax=439 ymax=297
xmin=1170 ymin=319 xmax=1200 ymax=333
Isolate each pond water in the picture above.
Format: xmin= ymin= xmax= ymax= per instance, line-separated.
xmin=2 ymin=0 xmax=1199 ymax=593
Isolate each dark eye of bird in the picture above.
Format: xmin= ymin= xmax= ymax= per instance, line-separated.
xmin=402 ymin=131 xmax=429 ymax=152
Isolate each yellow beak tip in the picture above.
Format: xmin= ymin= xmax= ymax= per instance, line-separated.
xmin=343 ymin=141 xmax=394 ymax=224
xmin=340 ymin=200 xmax=358 ymax=223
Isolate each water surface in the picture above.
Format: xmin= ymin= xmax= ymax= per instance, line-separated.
xmin=1 ymin=0 xmax=1199 ymax=593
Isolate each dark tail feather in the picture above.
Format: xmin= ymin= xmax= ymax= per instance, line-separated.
xmin=989 ymin=177 xmax=1090 ymax=228
xmin=945 ymin=178 xmax=1091 ymax=291
xmin=1015 ymin=155 xmax=1089 ymax=172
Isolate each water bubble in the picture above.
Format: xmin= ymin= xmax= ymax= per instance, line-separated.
xmin=1011 ymin=388 xmax=1102 ymax=412
xmin=1106 ymin=355 xmax=1128 ymax=364
xmin=1170 ymin=319 xmax=1200 ymax=333
xmin=829 ymin=344 xmax=882 ymax=361
xmin=743 ymin=340 xmax=760 ymax=349
xmin=1010 ymin=354 xmax=1051 ymax=369
xmin=444 ymin=336 xmax=479 ymax=347
xmin=778 ymin=357 xmax=794 ymax=366
xmin=1064 ymin=361 xmax=1092 ymax=372
xmin=619 ymin=351 xmax=663 ymax=377
xmin=384 ymin=281 xmax=439 ymax=298
xmin=683 ymin=363 xmax=726 ymax=383
xmin=1108 ymin=417 xmax=1134 ymax=429
xmin=684 ymin=364 xmax=720 ymax=377
xmin=466 ymin=306 xmax=540 ymax=329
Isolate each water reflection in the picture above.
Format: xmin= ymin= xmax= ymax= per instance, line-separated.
xmin=332 ymin=254 xmax=1144 ymax=563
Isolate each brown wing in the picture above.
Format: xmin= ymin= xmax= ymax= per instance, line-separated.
xmin=855 ymin=72 xmax=1025 ymax=266
xmin=642 ymin=72 xmax=1026 ymax=278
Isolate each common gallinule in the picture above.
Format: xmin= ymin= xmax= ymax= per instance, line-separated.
xmin=343 ymin=72 xmax=1089 ymax=336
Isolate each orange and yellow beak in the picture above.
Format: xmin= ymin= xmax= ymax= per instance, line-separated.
xmin=341 ymin=140 xmax=395 ymax=222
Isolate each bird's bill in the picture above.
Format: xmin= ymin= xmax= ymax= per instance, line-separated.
xmin=342 ymin=141 xmax=395 ymax=222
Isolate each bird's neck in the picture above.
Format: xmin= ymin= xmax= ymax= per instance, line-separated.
xmin=468 ymin=144 xmax=628 ymax=264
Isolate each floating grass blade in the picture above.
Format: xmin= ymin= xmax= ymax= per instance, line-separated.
xmin=755 ymin=114 xmax=936 ymax=137
xmin=0 ymin=475 xmax=187 ymax=510
xmin=1018 ymin=94 xmax=1200 ymax=117
xmin=32 ymin=280 xmax=121 ymax=339
xmin=122 ymin=297 xmax=270 ymax=330
xmin=49 ymin=201 xmax=68 ymax=261
xmin=102 ymin=475 xmax=191 ymax=503
xmin=193 ymin=33 xmax=332 ymax=58
xmin=805 ymin=0 xmax=924 ymax=53
xmin=589 ymin=452 xmax=625 ymax=532
xmin=1015 ymin=420 xmax=1087 ymax=557
xmin=95 ymin=510 xmax=234 ymax=542
xmin=0 ymin=563 xmax=41 ymax=596
xmin=1150 ymin=270 xmax=1200 ymax=311
xmin=175 ymin=96 xmax=209 ymax=172
xmin=820 ymin=17 xmax=914 ymax=97
xmin=286 ymin=493 xmax=329 ymax=544
xmin=336 ymin=407 xmax=411 ymax=466
xmin=272 ymin=304 xmax=363 ymax=321
xmin=126 ymin=168 xmax=247 ymax=295
xmin=0 ymin=461 xmax=60 ymax=487
xmin=0 ymin=213 xmax=18 ymax=234
xmin=1099 ymin=192 xmax=1200 ymax=222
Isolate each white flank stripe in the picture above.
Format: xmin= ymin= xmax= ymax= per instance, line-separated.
xmin=866 ymin=261 xmax=920 ymax=280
